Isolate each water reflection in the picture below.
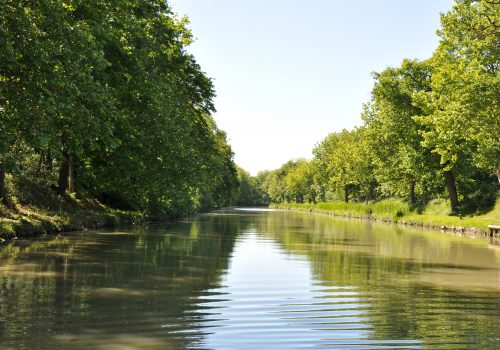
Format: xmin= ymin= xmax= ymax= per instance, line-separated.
xmin=0 ymin=215 xmax=244 ymax=349
xmin=0 ymin=209 xmax=499 ymax=349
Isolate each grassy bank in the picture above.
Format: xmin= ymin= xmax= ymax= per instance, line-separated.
xmin=271 ymin=198 xmax=500 ymax=234
xmin=0 ymin=175 xmax=141 ymax=243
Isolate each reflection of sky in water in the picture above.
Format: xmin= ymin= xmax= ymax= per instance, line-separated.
xmin=233 ymin=207 xmax=278 ymax=212
xmin=196 ymin=231 xmax=420 ymax=350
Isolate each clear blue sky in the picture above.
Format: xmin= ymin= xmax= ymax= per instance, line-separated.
xmin=171 ymin=0 xmax=455 ymax=175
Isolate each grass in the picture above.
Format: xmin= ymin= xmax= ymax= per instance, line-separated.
xmin=0 ymin=175 xmax=141 ymax=242
xmin=272 ymin=199 xmax=408 ymax=221
xmin=271 ymin=197 xmax=500 ymax=233
xmin=403 ymin=198 xmax=500 ymax=231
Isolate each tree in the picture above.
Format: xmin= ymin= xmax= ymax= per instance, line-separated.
xmin=363 ymin=59 xmax=441 ymax=205
xmin=312 ymin=134 xmax=337 ymax=202
xmin=312 ymin=129 xmax=375 ymax=203
xmin=348 ymin=127 xmax=377 ymax=203
xmin=235 ymin=167 xmax=270 ymax=206
xmin=285 ymin=159 xmax=316 ymax=203
xmin=0 ymin=1 xmax=56 ymax=204
xmin=414 ymin=0 xmax=499 ymax=210
xmin=261 ymin=160 xmax=301 ymax=203
xmin=0 ymin=0 xmax=239 ymax=218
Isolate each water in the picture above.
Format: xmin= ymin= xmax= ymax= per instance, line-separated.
xmin=0 ymin=208 xmax=499 ymax=349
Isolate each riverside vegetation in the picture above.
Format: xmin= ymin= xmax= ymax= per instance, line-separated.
xmin=249 ymin=0 xmax=500 ymax=232
xmin=0 ymin=1 xmax=252 ymax=240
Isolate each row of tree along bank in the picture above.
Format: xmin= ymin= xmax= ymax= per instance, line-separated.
xmin=0 ymin=0 xmax=246 ymax=228
xmin=249 ymin=1 xmax=499 ymax=223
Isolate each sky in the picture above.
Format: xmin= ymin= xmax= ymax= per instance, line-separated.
xmin=171 ymin=0 xmax=455 ymax=175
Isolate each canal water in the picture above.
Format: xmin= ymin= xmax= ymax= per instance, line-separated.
xmin=0 ymin=208 xmax=499 ymax=349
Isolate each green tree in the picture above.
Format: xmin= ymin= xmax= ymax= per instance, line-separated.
xmin=261 ymin=160 xmax=301 ymax=203
xmin=285 ymin=159 xmax=316 ymax=203
xmin=313 ymin=129 xmax=375 ymax=203
xmin=0 ymin=0 xmax=239 ymax=218
xmin=414 ymin=0 xmax=499 ymax=209
xmin=235 ymin=167 xmax=269 ymax=206
xmin=363 ymin=59 xmax=440 ymax=205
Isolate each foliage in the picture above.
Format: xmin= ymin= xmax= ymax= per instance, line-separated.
xmin=0 ymin=0 xmax=239 ymax=219
xmin=235 ymin=167 xmax=269 ymax=206
xmin=414 ymin=0 xmax=499 ymax=182
xmin=363 ymin=59 xmax=441 ymax=204
xmin=284 ymin=159 xmax=316 ymax=203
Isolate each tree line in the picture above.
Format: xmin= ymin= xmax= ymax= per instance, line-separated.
xmin=257 ymin=0 xmax=499 ymax=213
xmin=0 ymin=0 xmax=240 ymax=218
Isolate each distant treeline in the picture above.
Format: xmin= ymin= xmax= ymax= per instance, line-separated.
xmin=253 ymin=0 xmax=499 ymax=213
xmin=0 ymin=1 xmax=240 ymax=218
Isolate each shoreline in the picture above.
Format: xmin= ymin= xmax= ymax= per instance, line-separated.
xmin=0 ymin=204 xmax=233 ymax=247
xmin=2 ymin=202 xmax=497 ymax=247
xmin=270 ymin=203 xmax=494 ymax=240
xmin=0 ymin=208 xmax=141 ymax=246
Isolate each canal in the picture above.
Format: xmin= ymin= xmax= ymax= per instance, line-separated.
xmin=0 ymin=208 xmax=499 ymax=349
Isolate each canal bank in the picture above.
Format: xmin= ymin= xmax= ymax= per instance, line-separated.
xmin=271 ymin=199 xmax=500 ymax=238
xmin=0 ymin=177 xmax=141 ymax=244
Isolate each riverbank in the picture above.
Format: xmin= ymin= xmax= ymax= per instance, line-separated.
xmin=271 ymin=199 xmax=500 ymax=236
xmin=0 ymin=176 xmax=141 ymax=244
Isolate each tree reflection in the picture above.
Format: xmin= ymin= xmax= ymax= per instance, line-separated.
xmin=0 ymin=213 xmax=246 ymax=349
xmin=258 ymin=210 xmax=500 ymax=347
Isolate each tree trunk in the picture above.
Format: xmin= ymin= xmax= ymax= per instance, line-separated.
xmin=68 ymin=154 xmax=75 ymax=193
xmin=371 ymin=182 xmax=376 ymax=201
xmin=58 ymin=151 xmax=69 ymax=195
xmin=319 ymin=186 xmax=325 ymax=202
xmin=36 ymin=153 xmax=44 ymax=175
xmin=409 ymin=180 xmax=416 ymax=206
xmin=58 ymin=150 xmax=77 ymax=195
xmin=0 ymin=163 xmax=8 ymax=206
xmin=46 ymin=150 xmax=53 ymax=172
xmin=444 ymin=170 xmax=459 ymax=211
xmin=344 ymin=186 xmax=349 ymax=203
